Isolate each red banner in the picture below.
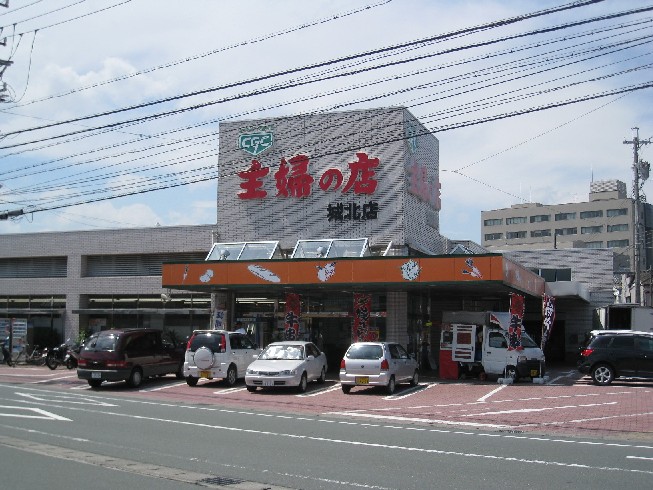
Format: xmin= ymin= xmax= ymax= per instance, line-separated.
xmin=284 ymin=293 xmax=301 ymax=340
xmin=352 ymin=293 xmax=373 ymax=342
xmin=508 ymin=293 xmax=525 ymax=351
xmin=541 ymin=294 xmax=556 ymax=350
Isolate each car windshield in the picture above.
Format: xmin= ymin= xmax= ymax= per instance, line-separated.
xmin=259 ymin=344 xmax=304 ymax=360
xmin=84 ymin=334 xmax=118 ymax=352
xmin=520 ymin=332 xmax=538 ymax=348
xmin=346 ymin=344 xmax=383 ymax=360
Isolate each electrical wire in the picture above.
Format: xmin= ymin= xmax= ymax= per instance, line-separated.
xmin=2 ymin=0 xmax=651 ymax=222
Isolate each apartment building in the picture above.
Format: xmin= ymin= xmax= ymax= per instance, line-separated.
xmin=481 ymin=180 xmax=653 ymax=275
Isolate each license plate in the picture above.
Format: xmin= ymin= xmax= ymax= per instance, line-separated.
xmin=355 ymin=376 xmax=369 ymax=385
xmin=91 ymin=372 xmax=101 ymax=379
xmin=530 ymin=369 xmax=539 ymax=377
xmin=199 ymin=370 xmax=211 ymax=378
xmin=263 ymin=379 xmax=274 ymax=387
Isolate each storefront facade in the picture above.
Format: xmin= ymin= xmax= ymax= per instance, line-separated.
xmin=163 ymin=108 xmax=546 ymax=368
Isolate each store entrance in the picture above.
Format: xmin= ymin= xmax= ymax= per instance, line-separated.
xmin=304 ymin=317 xmax=351 ymax=373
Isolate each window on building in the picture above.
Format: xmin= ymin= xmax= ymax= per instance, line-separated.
xmin=582 ymin=241 xmax=603 ymax=248
xmin=484 ymin=233 xmax=503 ymax=241
xmin=506 ymin=216 xmax=527 ymax=225
xmin=607 ymin=239 xmax=629 ymax=248
xmin=580 ymin=210 xmax=603 ymax=219
xmin=607 ymin=208 xmax=628 ymax=217
xmin=532 ymin=268 xmax=572 ymax=282
xmin=581 ymin=226 xmax=603 ymax=234
xmin=555 ymin=227 xmax=577 ymax=236
xmin=483 ymin=218 xmax=502 ymax=226
xmin=531 ymin=229 xmax=551 ymax=237
xmin=530 ymin=214 xmax=550 ymax=223
xmin=555 ymin=212 xmax=576 ymax=221
xmin=607 ymin=224 xmax=628 ymax=232
xmin=506 ymin=231 xmax=527 ymax=239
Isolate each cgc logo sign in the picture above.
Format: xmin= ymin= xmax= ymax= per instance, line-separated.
xmin=238 ymin=130 xmax=274 ymax=156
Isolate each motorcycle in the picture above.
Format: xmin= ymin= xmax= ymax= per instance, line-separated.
xmin=46 ymin=341 xmax=71 ymax=370
xmin=64 ymin=343 xmax=81 ymax=369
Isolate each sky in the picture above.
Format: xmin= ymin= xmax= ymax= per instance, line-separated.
xmin=0 ymin=0 xmax=652 ymax=245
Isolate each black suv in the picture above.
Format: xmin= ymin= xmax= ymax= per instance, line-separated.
xmin=577 ymin=330 xmax=653 ymax=385
xmin=77 ymin=328 xmax=185 ymax=388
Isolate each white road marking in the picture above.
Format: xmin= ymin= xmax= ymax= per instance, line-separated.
xmin=0 ymin=405 xmax=71 ymax=421
xmin=383 ymin=383 xmax=434 ymax=400
xmin=139 ymin=382 xmax=187 ymax=392
xmin=627 ymin=456 xmax=653 ymax=461
xmin=298 ymin=385 xmax=343 ymax=397
xmin=32 ymin=375 xmax=77 ymax=384
xmin=214 ymin=387 xmax=248 ymax=394
xmin=326 ymin=410 xmax=509 ymax=428
xmin=15 ymin=392 xmax=117 ymax=407
xmin=0 ymin=372 xmax=70 ymax=378
xmin=462 ymin=401 xmax=618 ymax=416
xmin=518 ymin=411 xmax=653 ymax=427
xmin=477 ymin=384 xmax=507 ymax=402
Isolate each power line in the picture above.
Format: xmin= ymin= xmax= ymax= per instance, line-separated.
xmin=3 ymin=0 xmax=394 ymax=110
xmin=2 ymin=0 xmax=648 ymax=220
xmin=1 ymin=0 xmax=610 ymax=139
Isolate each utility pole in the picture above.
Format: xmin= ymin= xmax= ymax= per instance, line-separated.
xmin=624 ymin=127 xmax=651 ymax=305
xmin=0 ymin=1 xmax=11 ymax=102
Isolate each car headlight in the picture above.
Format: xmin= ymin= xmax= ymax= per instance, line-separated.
xmin=280 ymin=369 xmax=296 ymax=375
xmin=246 ymin=369 xmax=256 ymax=375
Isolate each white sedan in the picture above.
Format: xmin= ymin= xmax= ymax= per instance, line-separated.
xmin=245 ymin=341 xmax=328 ymax=392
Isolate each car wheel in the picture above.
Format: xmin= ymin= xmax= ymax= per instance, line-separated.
xmin=591 ymin=363 xmax=614 ymax=385
xmin=298 ymin=373 xmax=308 ymax=393
xmin=128 ymin=368 xmax=143 ymax=388
xmin=186 ymin=376 xmax=198 ymax=387
xmin=386 ymin=375 xmax=396 ymax=395
xmin=225 ymin=364 xmax=237 ymax=386
xmin=505 ymin=366 xmax=518 ymax=382
xmin=341 ymin=384 xmax=351 ymax=394
xmin=246 ymin=385 xmax=257 ymax=392
xmin=410 ymin=370 xmax=419 ymax=386
xmin=88 ymin=379 xmax=102 ymax=388
xmin=317 ymin=367 xmax=326 ymax=384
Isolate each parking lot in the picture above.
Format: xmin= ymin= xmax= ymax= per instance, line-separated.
xmin=1 ymin=364 xmax=652 ymax=441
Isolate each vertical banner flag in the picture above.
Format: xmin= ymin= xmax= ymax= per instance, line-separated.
xmin=353 ymin=293 xmax=372 ymax=342
xmin=541 ymin=294 xmax=556 ymax=350
xmin=508 ymin=293 xmax=525 ymax=351
xmin=284 ymin=293 xmax=301 ymax=340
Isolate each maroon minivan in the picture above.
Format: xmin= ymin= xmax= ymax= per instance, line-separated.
xmin=77 ymin=328 xmax=184 ymax=388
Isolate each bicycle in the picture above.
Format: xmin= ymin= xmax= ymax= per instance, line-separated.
xmin=10 ymin=343 xmax=46 ymax=366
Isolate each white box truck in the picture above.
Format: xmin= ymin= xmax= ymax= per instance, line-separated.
xmin=595 ymin=304 xmax=653 ymax=332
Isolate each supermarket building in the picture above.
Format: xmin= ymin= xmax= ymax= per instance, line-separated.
xmin=161 ymin=107 xmax=550 ymax=367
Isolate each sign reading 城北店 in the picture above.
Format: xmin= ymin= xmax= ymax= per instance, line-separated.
xmin=217 ymin=107 xmax=446 ymax=254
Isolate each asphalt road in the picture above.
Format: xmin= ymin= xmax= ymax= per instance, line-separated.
xmin=0 ymin=365 xmax=652 ymax=489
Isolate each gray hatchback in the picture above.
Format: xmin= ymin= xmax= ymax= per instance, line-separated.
xmin=339 ymin=342 xmax=419 ymax=394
